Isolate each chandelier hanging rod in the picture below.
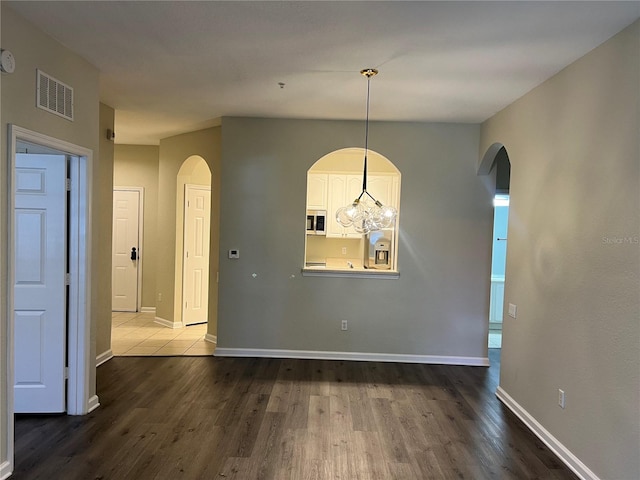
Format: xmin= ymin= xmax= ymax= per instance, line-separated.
xmin=361 ymin=68 xmax=377 ymax=193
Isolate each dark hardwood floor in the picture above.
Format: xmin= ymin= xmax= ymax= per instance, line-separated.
xmin=12 ymin=350 xmax=578 ymax=479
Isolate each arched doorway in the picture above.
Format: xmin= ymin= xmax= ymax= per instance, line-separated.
xmin=480 ymin=143 xmax=511 ymax=349
xmin=174 ymin=156 xmax=212 ymax=327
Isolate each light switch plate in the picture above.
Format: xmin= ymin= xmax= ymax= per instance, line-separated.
xmin=558 ymin=389 xmax=566 ymax=409
xmin=508 ymin=303 xmax=517 ymax=318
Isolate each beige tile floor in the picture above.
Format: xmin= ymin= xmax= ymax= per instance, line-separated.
xmin=111 ymin=311 xmax=215 ymax=356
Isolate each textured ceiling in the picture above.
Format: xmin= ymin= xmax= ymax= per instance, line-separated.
xmin=6 ymin=1 xmax=640 ymax=145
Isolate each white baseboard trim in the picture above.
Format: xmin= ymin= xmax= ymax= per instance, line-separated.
xmin=87 ymin=395 xmax=100 ymax=414
xmin=0 ymin=460 xmax=12 ymax=480
xmin=496 ymin=386 xmax=598 ymax=480
xmin=214 ymin=348 xmax=489 ymax=366
xmin=141 ymin=306 xmax=156 ymax=313
xmin=96 ymin=349 xmax=113 ymax=367
xmin=205 ymin=334 xmax=217 ymax=344
xmin=154 ymin=316 xmax=183 ymax=329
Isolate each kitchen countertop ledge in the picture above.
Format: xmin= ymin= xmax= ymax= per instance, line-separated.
xmin=301 ymin=265 xmax=400 ymax=279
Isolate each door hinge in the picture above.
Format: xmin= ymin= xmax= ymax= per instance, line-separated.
xmin=65 ymin=273 xmax=70 ymax=285
xmin=64 ymin=367 xmax=69 ymax=380
xmin=66 ymin=178 xmax=71 ymax=191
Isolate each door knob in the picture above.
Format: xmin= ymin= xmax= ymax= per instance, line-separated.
xmin=131 ymin=247 xmax=137 ymax=260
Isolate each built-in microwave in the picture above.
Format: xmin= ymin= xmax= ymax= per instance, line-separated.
xmin=306 ymin=210 xmax=327 ymax=235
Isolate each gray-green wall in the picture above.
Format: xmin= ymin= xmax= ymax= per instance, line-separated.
xmin=480 ymin=20 xmax=639 ymax=480
xmin=218 ymin=118 xmax=493 ymax=360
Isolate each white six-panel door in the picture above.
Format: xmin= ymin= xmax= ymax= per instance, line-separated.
xmin=112 ymin=189 xmax=141 ymax=312
xmin=183 ymin=185 xmax=211 ymax=326
xmin=14 ymin=154 xmax=67 ymax=413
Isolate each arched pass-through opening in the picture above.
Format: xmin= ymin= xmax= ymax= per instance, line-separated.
xmin=480 ymin=143 xmax=511 ymax=350
xmin=304 ymin=147 xmax=401 ymax=276
xmin=174 ymin=156 xmax=212 ymax=329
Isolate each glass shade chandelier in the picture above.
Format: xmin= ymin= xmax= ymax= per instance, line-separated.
xmin=335 ymin=68 xmax=397 ymax=234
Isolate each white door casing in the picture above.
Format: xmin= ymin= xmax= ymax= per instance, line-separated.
xmin=7 ymin=125 xmax=94 ymax=476
xmin=13 ymin=154 xmax=67 ymax=413
xmin=112 ymin=188 xmax=142 ymax=312
xmin=182 ymin=185 xmax=211 ymax=326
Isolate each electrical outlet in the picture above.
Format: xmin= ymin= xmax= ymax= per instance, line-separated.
xmin=558 ymin=389 xmax=566 ymax=409
xmin=508 ymin=303 xmax=517 ymax=318
xmin=158 ymin=292 xmax=162 ymax=301
xmin=341 ymin=320 xmax=348 ymax=331
xmin=341 ymin=247 xmax=347 ymax=255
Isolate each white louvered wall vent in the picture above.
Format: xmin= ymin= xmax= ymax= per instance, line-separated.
xmin=36 ymin=69 xmax=74 ymax=121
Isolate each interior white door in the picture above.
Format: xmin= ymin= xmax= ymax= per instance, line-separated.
xmin=183 ymin=185 xmax=211 ymax=326
xmin=112 ymin=189 xmax=140 ymax=312
xmin=14 ymin=153 xmax=67 ymax=413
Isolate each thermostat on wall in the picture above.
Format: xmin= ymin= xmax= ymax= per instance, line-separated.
xmin=228 ymin=249 xmax=240 ymax=259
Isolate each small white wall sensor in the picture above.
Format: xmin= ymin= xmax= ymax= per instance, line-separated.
xmin=1 ymin=50 xmax=15 ymax=74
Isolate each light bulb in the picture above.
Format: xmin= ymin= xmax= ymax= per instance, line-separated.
xmin=353 ymin=216 xmax=371 ymax=234
xmin=379 ymin=205 xmax=397 ymax=228
xmin=336 ymin=195 xmax=396 ymax=233
xmin=369 ymin=205 xmax=384 ymax=225
xmin=336 ymin=206 xmax=353 ymax=227
xmin=336 ymin=201 xmax=360 ymax=227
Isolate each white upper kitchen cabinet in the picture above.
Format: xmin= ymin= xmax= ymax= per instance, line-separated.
xmin=327 ymin=174 xmax=363 ymax=238
xmin=306 ymin=173 xmax=328 ymax=210
xmin=367 ymin=174 xmax=398 ymax=208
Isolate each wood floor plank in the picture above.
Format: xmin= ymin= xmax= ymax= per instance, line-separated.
xmin=297 ymin=458 xmax=331 ymax=480
xmin=308 ymin=360 xmax=334 ymax=397
xmin=10 ymin=352 xmax=579 ymax=480
xmin=328 ymin=428 xmax=360 ymax=480
xmin=352 ymin=430 xmax=392 ymax=479
xmin=224 ymin=393 xmax=270 ymax=458
xmin=409 ymin=447 xmax=448 ymax=479
xmin=242 ymin=411 xmax=286 ymax=480
xmin=369 ymin=397 xmax=412 ymax=464
xmin=265 ymin=376 xmax=291 ymax=413
xmin=387 ymin=461 xmax=422 ymax=480
xmin=276 ymin=428 xmax=305 ymax=479
xmin=348 ymin=389 xmax=378 ymax=432
xmin=306 ymin=395 xmax=331 ymax=462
